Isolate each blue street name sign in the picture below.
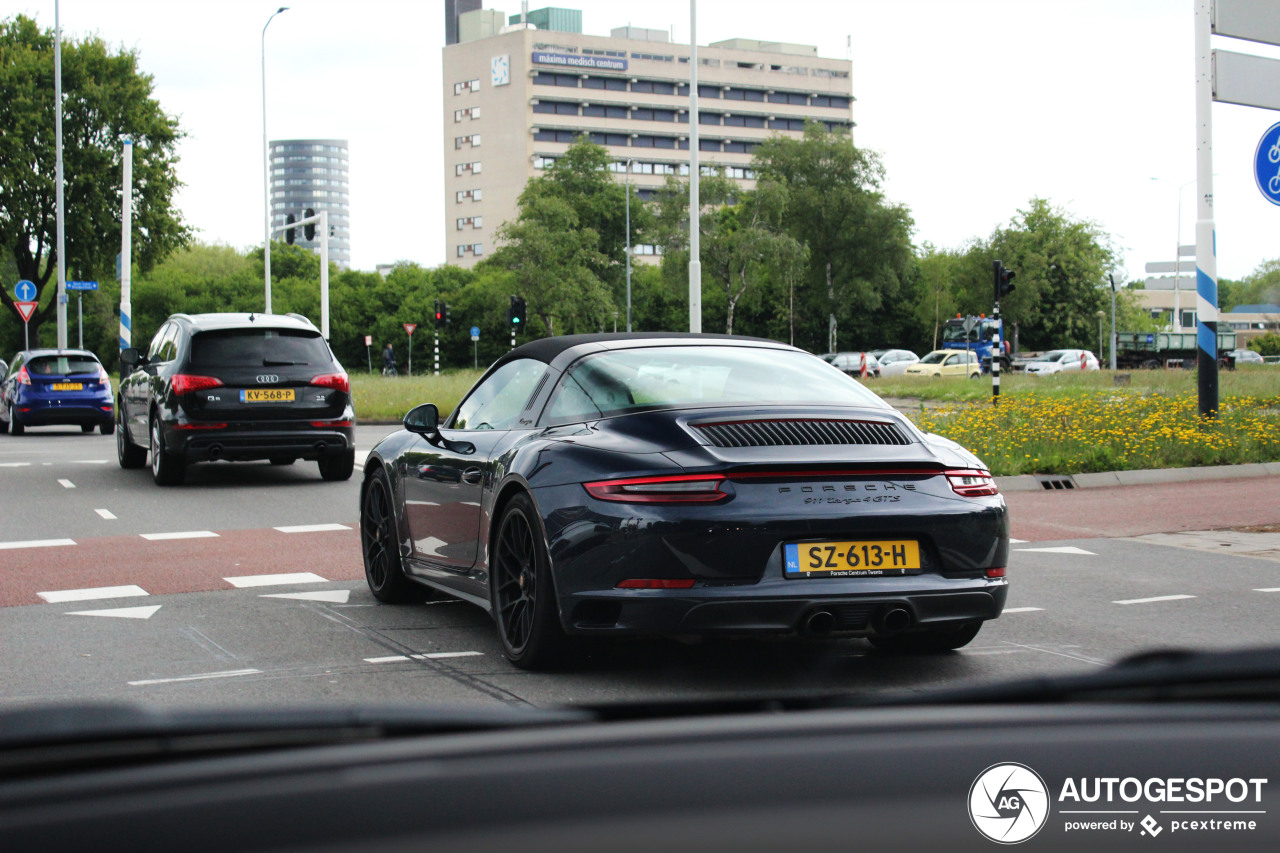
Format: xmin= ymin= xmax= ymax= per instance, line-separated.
xmin=1253 ymin=122 xmax=1280 ymax=206
xmin=67 ymin=280 xmax=98 ymax=291
xmin=14 ymin=280 xmax=36 ymax=301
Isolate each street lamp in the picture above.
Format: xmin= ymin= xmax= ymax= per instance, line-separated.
xmin=625 ymin=157 xmax=634 ymax=333
xmin=262 ymin=6 xmax=289 ymax=314
xmin=1150 ymin=176 xmax=1199 ymax=333
xmin=1096 ymin=310 xmax=1106 ymax=364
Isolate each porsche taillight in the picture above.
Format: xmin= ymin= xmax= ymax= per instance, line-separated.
xmin=946 ymin=469 xmax=998 ymax=497
xmin=583 ymin=474 xmax=728 ymax=503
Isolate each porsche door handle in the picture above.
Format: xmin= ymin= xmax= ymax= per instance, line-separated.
xmin=461 ymin=467 xmax=483 ymax=485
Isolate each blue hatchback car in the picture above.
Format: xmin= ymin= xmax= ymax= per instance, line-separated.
xmin=1 ymin=349 xmax=115 ymax=436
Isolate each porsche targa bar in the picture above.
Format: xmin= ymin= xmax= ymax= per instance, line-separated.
xmin=360 ymin=334 xmax=1008 ymax=669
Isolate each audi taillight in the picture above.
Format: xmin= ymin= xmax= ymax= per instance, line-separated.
xmin=583 ymin=474 xmax=728 ymax=503
xmin=946 ymin=468 xmax=998 ymax=497
xmin=170 ymin=374 xmax=224 ymax=396
xmin=15 ymin=367 xmax=31 ymax=386
xmin=310 ymin=372 xmax=350 ymax=393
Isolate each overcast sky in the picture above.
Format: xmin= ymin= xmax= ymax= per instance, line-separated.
xmin=7 ymin=0 xmax=1280 ymax=283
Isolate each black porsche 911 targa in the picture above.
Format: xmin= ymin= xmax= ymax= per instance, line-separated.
xmin=360 ymin=333 xmax=1008 ymax=669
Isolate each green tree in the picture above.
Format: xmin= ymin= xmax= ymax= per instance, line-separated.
xmin=653 ymin=172 xmax=807 ymax=335
xmin=751 ymin=123 xmax=915 ymax=352
xmin=985 ymin=198 xmax=1118 ymax=351
xmin=913 ymin=244 xmax=961 ymax=352
xmin=1248 ymin=331 xmax=1280 ymax=356
xmin=484 ymin=192 xmax=613 ymax=336
xmin=0 ymin=15 xmax=189 ymax=345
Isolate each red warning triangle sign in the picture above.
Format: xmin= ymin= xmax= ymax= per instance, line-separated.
xmin=14 ymin=301 xmax=37 ymax=322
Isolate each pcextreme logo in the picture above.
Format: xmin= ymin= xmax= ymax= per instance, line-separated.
xmin=969 ymin=763 xmax=1051 ymax=844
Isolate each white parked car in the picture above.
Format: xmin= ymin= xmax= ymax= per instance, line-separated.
xmin=1227 ymin=349 xmax=1264 ymax=365
xmin=1023 ymin=349 xmax=1100 ymax=375
xmin=868 ymin=349 xmax=920 ymax=376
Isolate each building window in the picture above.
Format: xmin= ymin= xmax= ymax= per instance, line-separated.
xmin=533 ymin=156 xmax=556 ymax=169
xmin=455 ymin=161 xmax=482 ymax=175
xmin=456 ymin=243 xmax=484 ymax=257
xmin=632 ymin=244 xmax=661 ymax=256
xmin=455 ymin=189 xmax=483 ymax=203
xmin=534 ymin=71 xmax=580 ymax=87
xmin=723 ymin=141 xmax=747 ymax=154
xmin=697 ymin=85 xmax=721 ymax=99
xmin=633 ymin=135 xmax=656 ymax=148
xmin=456 ymin=216 xmax=485 ymax=230
xmin=631 ymin=52 xmax=674 ymax=62
xmin=699 ymin=112 xmax=721 ymax=125
xmin=453 ymin=107 xmax=481 ymax=121
xmin=582 ymin=104 xmax=605 ymax=117
xmin=453 ymin=79 xmax=481 ymax=95
xmin=699 ymin=139 xmax=721 ymax=152
xmin=454 ymin=134 xmax=482 ymax=148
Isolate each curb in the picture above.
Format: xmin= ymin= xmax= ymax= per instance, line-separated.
xmin=997 ymin=461 xmax=1280 ymax=493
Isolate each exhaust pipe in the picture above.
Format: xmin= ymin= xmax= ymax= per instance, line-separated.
xmin=875 ymin=606 xmax=913 ymax=635
xmin=207 ymin=444 xmax=224 ymax=460
xmin=803 ymin=610 xmax=836 ymax=637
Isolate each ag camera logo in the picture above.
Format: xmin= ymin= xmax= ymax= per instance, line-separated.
xmin=969 ymin=763 xmax=1051 ymax=844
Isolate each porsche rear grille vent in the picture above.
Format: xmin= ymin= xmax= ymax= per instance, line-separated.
xmin=693 ymin=419 xmax=910 ymax=448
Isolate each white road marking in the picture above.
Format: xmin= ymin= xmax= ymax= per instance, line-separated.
xmin=0 ymin=538 xmax=77 ymax=551
xmin=364 ymin=651 xmax=484 ymax=664
xmin=66 ymin=605 xmax=162 ymax=620
xmin=128 ymin=668 xmax=261 ymax=687
xmin=38 ymin=585 xmax=149 ymax=603
xmin=57 ymin=479 xmax=75 ymax=489
xmin=1113 ymin=594 xmax=1196 ymax=606
xmin=1009 ymin=538 xmax=1029 ymax=544
xmin=273 ymin=523 xmax=351 ymax=533
xmin=73 ymin=459 xmax=109 ymax=464
xmin=260 ymin=590 xmax=351 ymax=603
xmin=1253 ymin=588 xmax=1280 ymax=593
xmin=94 ymin=508 xmax=117 ymax=520
xmin=224 ymin=572 xmax=328 ymax=588
xmin=140 ymin=530 xmax=219 ymax=541
xmin=1014 ymin=546 xmax=1098 ymax=556
xmin=1002 ymin=607 xmax=1045 ymax=613
xmin=0 ymin=462 xmax=31 ymax=468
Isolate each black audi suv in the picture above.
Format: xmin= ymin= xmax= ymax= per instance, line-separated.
xmin=116 ymin=312 xmax=355 ymax=485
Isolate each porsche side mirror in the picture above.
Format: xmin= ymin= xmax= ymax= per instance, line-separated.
xmin=404 ymin=403 xmax=439 ymax=436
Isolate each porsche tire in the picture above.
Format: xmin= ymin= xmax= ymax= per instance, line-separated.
xmin=491 ymin=492 xmax=567 ymax=671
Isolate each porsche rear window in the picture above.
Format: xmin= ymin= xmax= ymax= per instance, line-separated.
xmin=545 ymin=346 xmax=884 ymax=421
xmin=190 ymin=330 xmax=331 ymax=368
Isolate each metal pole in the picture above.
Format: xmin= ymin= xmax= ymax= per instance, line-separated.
xmin=687 ymin=0 xmax=701 ymax=333
xmin=1109 ymin=274 xmax=1117 ymax=371
xmin=319 ymin=210 xmax=329 ymax=338
xmin=121 ymin=140 xmax=133 ymax=356
xmin=625 ymin=158 xmax=633 ymax=332
xmin=473 ymin=339 xmax=478 ymax=369
xmin=262 ymin=7 xmax=288 ymax=313
xmin=434 ymin=333 xmax=440 ymax=376
xmin=77 ymin=294 xmax=82 ymax=348
xmin=408 ymin=332 xmax=413 ymax=376
xmin=55 ymin=0 xmax=67 ymax=348
xmin=1194 ymin=0 xmax=1218 ymax=418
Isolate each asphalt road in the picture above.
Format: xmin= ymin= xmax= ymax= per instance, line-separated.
xmin=2 ymin=425 xmax=1278 ymax=710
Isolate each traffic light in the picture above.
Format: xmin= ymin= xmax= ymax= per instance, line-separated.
xmin=285 ymin=213 xmax=297 ymax=245
xmin=443 ymin=303 xmax=452 ymax=326
xmin=434 ymin=300 xmax=444 ymax=329
xmin=303 ymin=208 xmax=316 ymax=241
xmin=509 ymin=295 xmax=527 ymax=326
xmin=993 ymin=260 xmax=1016 ymax=302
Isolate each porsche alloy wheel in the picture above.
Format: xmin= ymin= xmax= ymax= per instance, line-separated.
xmin=491 ymin=492 xmax=566 ymax=670
xmin=361 ymin=469 xmax=421 ymax=604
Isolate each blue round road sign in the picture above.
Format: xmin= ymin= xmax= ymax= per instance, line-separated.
xmin=470 ymin=325 xmax=480 ymax=337
xmin=1253 ymin=122 xmax=1280 ymax=206
xmin=14 ymin=280 xmax=36 ymax=301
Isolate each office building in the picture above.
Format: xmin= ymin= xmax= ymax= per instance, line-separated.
xmin=269 ymin=138 xmax=351 ymax=269
xmin=443 ymin=8 xmax=853 ymax=267
xmin=446 ymin=0 xmax=484 ymax=45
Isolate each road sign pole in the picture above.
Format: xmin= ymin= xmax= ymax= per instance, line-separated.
xmin=992 ymin=304 xmax=1001 ymax=407
xmin=78 ymin=293 xmax=83 ymax=349
xmin=408 ymin=332 xmax=413 ymax=377
xmin=434 ymin=333 xmax=440 ymax=376
xmin=1195 ymin=0 xmax=1219 ymax=418
xmin=121 ymin=139 xmax=133 ymax=355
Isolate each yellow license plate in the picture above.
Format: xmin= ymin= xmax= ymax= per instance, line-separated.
xmin=785 ymin=540 xmax=921 ymax=578
xmin=240 ymin=388 xmax=294 ymax=403
xmin=51 ymin=383 xmax=83 ymax=391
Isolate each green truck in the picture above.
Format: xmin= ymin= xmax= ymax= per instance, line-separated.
xmin=1114 ymin=330 xmax=1237 ymax=369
